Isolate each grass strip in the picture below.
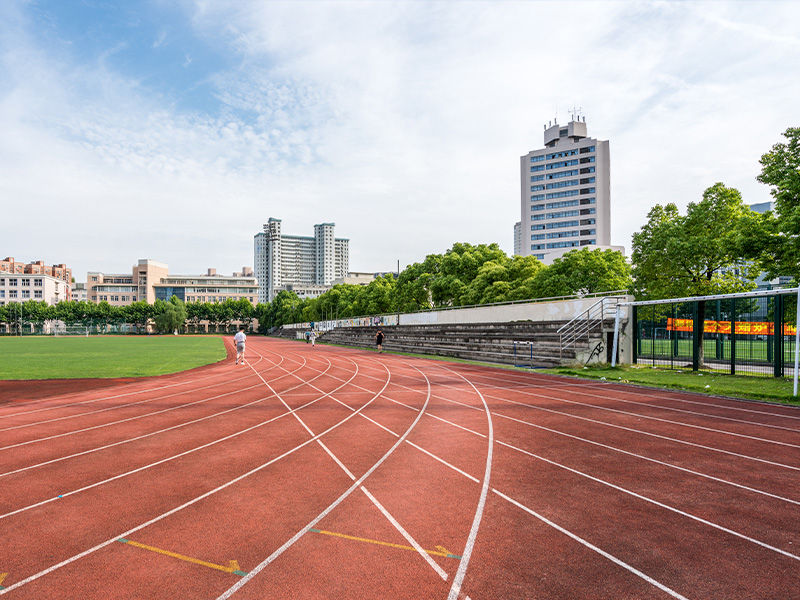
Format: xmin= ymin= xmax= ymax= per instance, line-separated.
xmin=0 ymin=336 xmax=227 ymax=380
xmin=543 ymin=364 xmax=800 ymax=406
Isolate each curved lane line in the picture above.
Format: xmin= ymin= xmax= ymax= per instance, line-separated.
xmin=245 ymin=349 xmax=449 ymax=580
xmin=0 ymin=351 xmax=365 ymax=518
xmin=0 ymin=345 xmax=393 ymax=596
xmin=440 ymin=364 xmax=494 ymax=600
xmin=214 ymin=355 xmax=432 ymax=600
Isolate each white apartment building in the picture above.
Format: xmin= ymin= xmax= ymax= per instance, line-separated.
xmin=254 ymin=218 xmax=350 ymax=303
xmin=516 ymin=117 xmax=619 ymax=264
xmin=153 ymin=268 xmax=258 ymax=304
xmin=0 ymin=273 xmax=70 ymax=306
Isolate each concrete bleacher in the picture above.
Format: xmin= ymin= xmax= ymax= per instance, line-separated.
xmin=302 ymin=321 xmax=605 ymax=367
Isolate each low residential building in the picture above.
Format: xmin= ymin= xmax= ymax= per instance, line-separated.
xmin=71 ymin=282 xmax=88 ymax=302
xmin=88 ymin=259 xmax=168 ymax=306
xmin=0 ymin=273 xmax=70 ymax=306
xmin=154 ymin=268 xmax=258 ymax=304
xmin=1 ymin=257 xmax=72 ymax=285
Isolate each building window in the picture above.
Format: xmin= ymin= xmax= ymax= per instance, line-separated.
xmin=34 ymin=290 xmax=42 ymax=298
xmin=547 ymin=159 xmax=579 ymax=170
xmin=531 ymin=185 xmax=545 ymax=191
xmin=34 ymin=278 xmax=42 ymax=286
xmin=546 ymin=220 xmax=580 ymax=230
xmin=22 ymin=279 xmax=31 ymax=287
xmin=530 ymin=155 xmax=545 ymax=163
xmin=9 ymin=279 xmax=17 ymax=286
xmin=10 ymin=290 xmax=18 ymax=298
xmin=579 ymin=145 xmax=595 ymax=153
xmin=546 ymin=241 xmax=580 ymax=249
xmin=531 ymin=224 xmax=545 ymax=231
xmin=0 ymin=290 xmax=4 ymax=298
xmin=546 ymin=190 xmax=580 ymax=200
xmin=530 ymin=165 xmax=545 ymax=172
xmin=0 ymin=278 xmax=4 ymax=285
xmin=531 ymin=214 xmax=546 ymax=221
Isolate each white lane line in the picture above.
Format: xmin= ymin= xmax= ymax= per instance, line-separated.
xmin=493 ymin=490 xmax=689 ymax=600
xmin=214 ymin=359 xmax=433 ymax=600
xmin=0 ymin=338 xmax=270 ymax=418
xmin=555 ymin=385 xmax=800 ymax=434
xmin=0 ymin=382 xmax=266 ymax=452
xmin=0 ymin=354 xmax=390 ymax=596
xmin=487 ymin=392 xmax=800 ymax=472
xmin=400 ymin=435 xmax=688 ymax=600
xmin=0 ymin=354 xmax=322 ymax=477
xmin=1 ymin=358 xmax=366 ymax=518
xmin=0 ymin=372 xmax=261 ymax=434
xmin=251 ymin=351 xmax=449 ymax=583
xmin=496 ymin=440 xmax=800 ymax=562
xmin=427 ymin=414 xmax=487 ymax=438
xmin=360 ymin=486 xmax=449 ymax=581
xmin=494 ymin=411 xmax=800 ymax=506
xmin=0 ymin=368 xmax=242 ymax=421
xmin=405 ymin=441 xmax=480 ymax=484
xmin=466 ymin=376 xmax=800 ymax=439
xmin=580 ymin=381 xmax=800 ymax=421
xmin=443 ymin=366 xmax=494 ymax=600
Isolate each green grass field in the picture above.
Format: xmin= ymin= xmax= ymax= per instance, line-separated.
xmin=637 ymin=337 xmax=795 ymax=362
xmin=0 ymin=336 xmax=228 ymax=380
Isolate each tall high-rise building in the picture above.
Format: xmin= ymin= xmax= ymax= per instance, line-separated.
xmin=254 ymin=218 xmax=350 ymax=303
xmin=516 ymin=117 xmax=614 ymax=264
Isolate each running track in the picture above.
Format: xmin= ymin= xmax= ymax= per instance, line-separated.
xmin=1 ymin=337 xmax=799 ymax=599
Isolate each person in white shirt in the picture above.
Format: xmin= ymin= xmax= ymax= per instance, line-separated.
xmin=234 ymin=326 xmax=247 ymax=365
xmin=309 ymin=330 xmax=317 ymax=346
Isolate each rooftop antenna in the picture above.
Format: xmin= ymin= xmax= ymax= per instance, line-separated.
xmin=569 ymin=103 xmax=583 ymax=122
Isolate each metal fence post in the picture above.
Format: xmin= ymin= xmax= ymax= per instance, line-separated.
xmin=632 ymin=305 xmax=639 ymax=364
xmin=731 ymin=298 xmax=736 ymax=376
xmin=774 ymin=294 xmax=783 ymax=378
xmin=692 ymin=301 xmax=700 ymax=372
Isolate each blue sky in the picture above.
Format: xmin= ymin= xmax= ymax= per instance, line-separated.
xmin=2 ymin=0 xmax=799 ymax=282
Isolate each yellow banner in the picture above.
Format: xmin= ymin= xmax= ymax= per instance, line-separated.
xmin=666 ymin=318 xmax=796 ymax=336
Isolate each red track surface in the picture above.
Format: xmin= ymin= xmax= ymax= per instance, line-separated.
xmin=2 ymin=337 xmax=800 ymax=599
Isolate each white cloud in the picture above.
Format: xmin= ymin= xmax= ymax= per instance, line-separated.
xmin=1 ymin=0 xmax=799 ymax=284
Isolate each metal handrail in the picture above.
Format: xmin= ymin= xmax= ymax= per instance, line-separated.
xmin=558 ymin=295 xmax=627 ymax=356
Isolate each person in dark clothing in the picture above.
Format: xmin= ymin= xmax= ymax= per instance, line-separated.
xmin=375 ymin=329 xmax=385 ymax=353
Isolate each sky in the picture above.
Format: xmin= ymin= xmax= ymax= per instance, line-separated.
xmin=2 ymin=0 xmax=799 ymax=283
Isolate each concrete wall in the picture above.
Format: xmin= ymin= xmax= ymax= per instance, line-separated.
xmin=399 ymin=295 xmax=630 ymax=326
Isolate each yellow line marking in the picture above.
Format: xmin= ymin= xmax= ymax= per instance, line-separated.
xmin=118 ymin=539 xmax=244 ymax=574
xmin=0 ymin=572 xmax=7 ymax=586
xmin=309 ymin=529 xmax=461 ymax=559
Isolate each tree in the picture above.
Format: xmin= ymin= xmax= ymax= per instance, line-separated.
xmin=632 ymin=184 xmax=759 ymax=300
xmin=153 ymin=296 xmax=187 ymax=334
xmin=631 ymin=183 xmax=759 ymax=365
xmin=531 ymin=248 xmax=631 ymax=299
xmin=749 ymin=127 xmax=800 ymax=280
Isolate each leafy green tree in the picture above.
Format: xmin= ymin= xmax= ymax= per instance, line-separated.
xmin=433 ymin=242 xmax=507 ymax=306
xmin=531 ymin=248 xmax=631 ymax=299
xmin=153 ymin=296 xmax=187 ymax=334
xmin=748 ymin=127 xmax=800 ymax=280
xmin=462 ymin=255 xmax=544 ymax=305
xmin=632 ymin=184 xmax=759 ymax=300
xmin=631 ymin=183 xmax=759 ymax=365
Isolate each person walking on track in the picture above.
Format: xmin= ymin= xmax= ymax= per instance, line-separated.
xmin=234 ymin=326 xmax=247 ymax=365
xmin=375 ymin=328 xmax=385 ymax=353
